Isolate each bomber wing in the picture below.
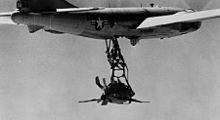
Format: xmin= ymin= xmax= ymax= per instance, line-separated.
xmin=0 ymin=7 xmax=103 ymax=25
xmin=137 ymin=9 xmax=220 ymax=29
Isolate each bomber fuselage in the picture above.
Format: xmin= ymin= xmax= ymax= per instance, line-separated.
xmin=11 ymin=7 xmax=202 ymax=40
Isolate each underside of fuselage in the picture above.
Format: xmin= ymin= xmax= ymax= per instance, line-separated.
xmin=11 ymin=7 xmax=201 ymax=41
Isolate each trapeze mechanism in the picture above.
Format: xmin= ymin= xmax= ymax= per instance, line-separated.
xmin=104 ymin=37 xmax=134 ymax=95
xmin=79 ymin=37 xmax=150 ymax=105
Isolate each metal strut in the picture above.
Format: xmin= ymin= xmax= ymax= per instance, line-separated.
xmin=105 ymin=38 xmax=133 ymax=92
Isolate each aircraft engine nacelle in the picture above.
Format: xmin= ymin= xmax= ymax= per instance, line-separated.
xmin=178 ymin=22 xmax=202 ymax=33
xmin=161 ymin=21 xmax=202 ymax=36
xmin=139 ymin=21 xmax=202 ymax=40
xmin=160 ymin=21 xmax=202 ymax=39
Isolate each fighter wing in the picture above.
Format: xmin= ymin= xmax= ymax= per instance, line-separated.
xmin=56 ymin=7 xmax=104 ymax=13
xmin=137 ymin=9 xmax=220 ymax=29
xmin=0 ymin=12 xmax=16 ymax=25
xmin=78 ymin=98 xmax=101 ymax=103
xmin=130 ymin=98 xmax=150 ymax=103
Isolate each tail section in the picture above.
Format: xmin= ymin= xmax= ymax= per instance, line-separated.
xmin=16 ymin=0 xmax=77 ymax=13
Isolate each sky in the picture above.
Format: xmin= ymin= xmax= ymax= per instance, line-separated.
xmin=0 ymin=0 xmax=220 ymax=120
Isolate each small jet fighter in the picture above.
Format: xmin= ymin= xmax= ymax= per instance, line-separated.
xmin=1 ymin=0 xmax=220 ymax=46
xmin=79 ymin=77 xmax=150 ymax=106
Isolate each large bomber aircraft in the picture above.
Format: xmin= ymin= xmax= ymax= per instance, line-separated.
xmin=1 ymin=0 xmax=220 ymax=46
xmin=2 ymin=0 xmax=220 ymax=106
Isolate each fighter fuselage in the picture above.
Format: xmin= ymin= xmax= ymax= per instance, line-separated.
xmin=11 ymin=7 xmax=202 ymax=40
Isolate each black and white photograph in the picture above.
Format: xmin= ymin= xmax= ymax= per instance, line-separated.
xmin=0 ymin=0 xmax=220 ymax=120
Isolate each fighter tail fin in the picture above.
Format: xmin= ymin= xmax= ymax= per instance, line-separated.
xmin=16 ymin=0 xmax=77 ymax=13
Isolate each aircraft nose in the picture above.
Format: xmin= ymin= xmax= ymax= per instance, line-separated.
xmin=129 ymin=89 xmax=135 ymax=97
xmin=11 ymin=12 xmax=23 ymax=24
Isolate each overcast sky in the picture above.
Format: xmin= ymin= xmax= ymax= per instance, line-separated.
xmin=0 ymin=0 xmax=220 ymax=120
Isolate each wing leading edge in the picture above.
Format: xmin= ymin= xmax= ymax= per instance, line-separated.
xmin=0 ymin=12 xmax=16 ymax=25
xmin=137 ymin=9 xmax=220 ymax=29
xmin=0 ymin=7 xmax=102 ymax=25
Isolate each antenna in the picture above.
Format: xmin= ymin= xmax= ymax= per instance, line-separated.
xmin=150 ymin=3 xmax=154 ymax=7
xmin=108 ymin=3 xmax=111 ymax=8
